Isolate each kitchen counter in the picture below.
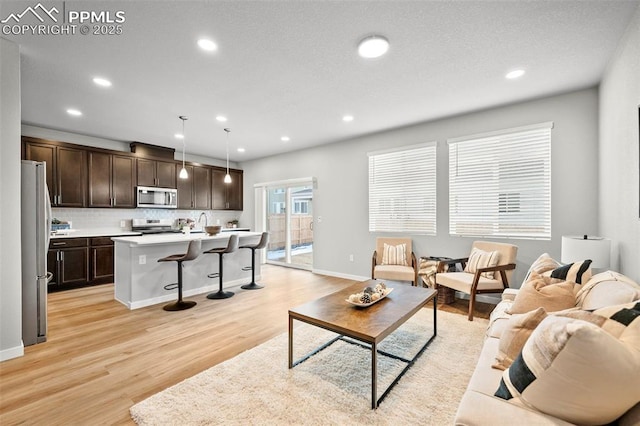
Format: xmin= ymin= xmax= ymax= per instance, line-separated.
xmin=112 ymin=231 xmax=263 ymax=309
xmin=51 ymin=229 xmax=142 ymax=239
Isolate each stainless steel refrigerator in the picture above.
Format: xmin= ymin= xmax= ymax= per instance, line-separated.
xmin=21 ymin=160 xmax=53 ymax=346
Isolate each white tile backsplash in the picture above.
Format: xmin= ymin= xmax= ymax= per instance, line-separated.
xmin=51 ymin=208 xmax=241 ymax=231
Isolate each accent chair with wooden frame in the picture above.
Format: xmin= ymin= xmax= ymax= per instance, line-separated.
xmin=435 ymin=241 xmax=517 ymax=321
xmin=371 ymin=237 xmax=418 ymax=286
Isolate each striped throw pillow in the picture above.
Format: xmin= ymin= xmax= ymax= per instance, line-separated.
xmin=549 ymin=259 xmax=592 ymax=285
xmin=464 ymin=248 xmax=500 ymax=279
xmin=382 ymin=243 xmax=408 ymax=266
xmin=495 ymin=302 xmax=640 ymax=425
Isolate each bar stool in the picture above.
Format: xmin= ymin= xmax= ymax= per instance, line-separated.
xmin=157 ymin=239 xmax=202 ymax=311
xmin=240 ymin=232 xmax=269 ymax=290
xmin=205 ymin=234 xmax=239 ymax=299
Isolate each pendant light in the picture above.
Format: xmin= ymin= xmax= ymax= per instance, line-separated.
xmin=224 ymin=128 xmax=232 ymax=183
xmin=178 ymin=116 xmax=189 ymax=179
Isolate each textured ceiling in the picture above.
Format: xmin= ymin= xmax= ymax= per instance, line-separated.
xmin=2 ymin=0 xmax=638 ymax=161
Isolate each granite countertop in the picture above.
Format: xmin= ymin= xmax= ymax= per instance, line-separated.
xmin=111 ymin=231 xmax=260 ymax=246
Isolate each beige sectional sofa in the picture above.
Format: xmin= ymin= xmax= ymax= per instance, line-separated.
xmin=454 ymin=269 xmax=640 ymax=426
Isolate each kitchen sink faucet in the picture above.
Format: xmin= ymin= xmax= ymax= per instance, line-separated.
xmin=198 ymin=212 xmax=208 ymax=228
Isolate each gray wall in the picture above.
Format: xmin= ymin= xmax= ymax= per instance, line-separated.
xmin=0 ymin=38 xmax=23 ymax=361
xmin=599 ymin=5 xmax=640 ymax=280
xmin=240 ymin=88 xmax=601 ymax=286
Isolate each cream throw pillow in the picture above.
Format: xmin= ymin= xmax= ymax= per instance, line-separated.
xmin=381 ymin=243 xmax=408 ymax=266
xmin=464 ymin=248 xmax=500 ymax=279
xmin=507 ymin=272 xmax=576 ymax=314
xmin=523 ymin=253 xmax=560 ymax=282
xmin=492 ymin=307 xmax=547 ymax=371
xmin=495 ymin=302 xmax=640 ymax=425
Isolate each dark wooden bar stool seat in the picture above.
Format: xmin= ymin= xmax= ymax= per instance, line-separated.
xmin=157 ymin=239 xmax=202 ymax=311
xmin=204 ymin=234 xmax=239 ymax=299
xmin=240 ymin=232 xmax=269 ymax=290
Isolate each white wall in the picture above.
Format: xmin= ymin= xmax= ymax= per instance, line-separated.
xmin=0 ymin=38 xmax=24 ymax=361
xmin=599 ymin=5 xmax=640 ymax=281
xmin=240 ymin=88 xmax=601 ymax=286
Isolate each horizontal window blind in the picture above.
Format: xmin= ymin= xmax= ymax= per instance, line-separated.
xmin=448 ymin=122 xmax=552 ymax=240
xmin=368 ymin=142 xmax=436 ymax=234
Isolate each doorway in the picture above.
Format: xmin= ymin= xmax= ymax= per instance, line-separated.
xmin=265 ymin=183 xmax=314 ymax=270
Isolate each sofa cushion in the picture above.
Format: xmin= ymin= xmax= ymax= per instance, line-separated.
xmin=576 ymin=271 xmax=640 ymax=310
xmin=507 ymin=273 xmax=575 ymax=314
xmin=464 ymin=248 xmax=500 ymax=279
xmin=494 ymin=302 xmax=640 ymax=425
xmin=381 ymin=243 xmax=408 ymax=266
xmin=492 ymin=307 xmax=547 ymax=371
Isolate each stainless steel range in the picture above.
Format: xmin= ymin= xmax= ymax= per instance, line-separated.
xmin=131 ymin=219 xmax=180 ymax=234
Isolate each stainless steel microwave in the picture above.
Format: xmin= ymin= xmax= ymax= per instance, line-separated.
xmin=136 ymin=186 xmax=178 ymax=209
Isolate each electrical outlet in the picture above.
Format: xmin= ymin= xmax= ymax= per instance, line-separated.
xmin=349 ymin=254 xmax=354 ymax=262
xmin=139 ymin=255 xmax=146 ymax=265
xmin=120 ymin=220 xmax=126 ymax=228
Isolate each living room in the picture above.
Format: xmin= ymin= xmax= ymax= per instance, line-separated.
xmin=1 ymin=1 xmax=639 ymax=424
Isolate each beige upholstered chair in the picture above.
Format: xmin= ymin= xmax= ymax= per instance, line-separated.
xmin=436 ymin=241 xmax=518 ymax=321
xmin=371 ymin=237 xmax=418 ymax=286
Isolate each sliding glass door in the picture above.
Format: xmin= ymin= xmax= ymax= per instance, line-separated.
xmin=265 ymin=184 xmax=313 ymax=270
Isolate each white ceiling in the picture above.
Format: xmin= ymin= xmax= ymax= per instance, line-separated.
xmin=3 ymin=0 xmax=638 ymax=161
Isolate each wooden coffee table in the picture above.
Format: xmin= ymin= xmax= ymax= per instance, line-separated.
xmin=288 ymin=280 xmax=437 ymax=409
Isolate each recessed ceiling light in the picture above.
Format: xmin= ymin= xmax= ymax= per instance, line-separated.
xmin=174 ymin=133 xmax=184 ymax=139
xmin=216 ymin=115 xmax=227 ymax=122
xmin=281 ymin=136 xmax=290 ymax=142
xmin=342 ymin=115 xmax=354 ymax=122
xmin=198 ymin=38 xmax=217 ymax=52
xmin=237 ymin=148 xmax=245 ymax=153
xmin=358 ymin=35 xmax=389 ymax=59
xmin=66 ymin=108 xmax=82 ymax=116
xmin=505 ymin=69 xmax=525 ymax=79
xmin=92 ymin=77 xmax=112 ymax=87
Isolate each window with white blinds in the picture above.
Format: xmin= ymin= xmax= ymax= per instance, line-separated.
xmin=448 ymin=122 xmax=552 ymax=240
xmin=368 ymin=142 xmax=437 ymax=234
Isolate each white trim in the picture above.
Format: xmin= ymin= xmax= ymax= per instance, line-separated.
xmin=312 ymin=268 xmax=369 ymax=282
xmin=367 ymin=141 xmax=437 ymax=157
xmin=254 ymin=176 xmax=317 ymax=189
xmin=0 ymin=343 xmax=24 ymax=361
xmin=447 ymin=121 xmax=554 ymax=145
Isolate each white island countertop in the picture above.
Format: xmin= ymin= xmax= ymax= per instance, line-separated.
xmin=111 ymin=231 xmax=260 ymax=246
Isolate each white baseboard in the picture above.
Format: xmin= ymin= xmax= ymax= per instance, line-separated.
xmin=311 ymin=269 xmax=369 ymax=282
xmin=455 ymin=291 xmax=501 ymax=305
xmin=0 ymin=343 xmax=24 ymax=362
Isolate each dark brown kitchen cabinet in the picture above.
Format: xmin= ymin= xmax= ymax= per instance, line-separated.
xmin=89 ymin=237 xmax=114 ymax=283
xmin=23 ymin=138 xmax=86 ymax=207
xmin=48 ymin=238 xmax=90 ymax=291
xmin=88 ymin=151 xmax=136 ymax=208
xmin=212 ymin=168 xmax=243 ymax=210
xmin=137 ymin=158 xmax=176 ymax=188
xmin=177 ymin=165 xmax=211 ymax=209
xmin=48 ymin=237 xmax=114 ymax=291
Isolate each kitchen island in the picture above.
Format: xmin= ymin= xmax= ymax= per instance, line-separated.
xmin=112 ymin=231 xmax=263 ymax=309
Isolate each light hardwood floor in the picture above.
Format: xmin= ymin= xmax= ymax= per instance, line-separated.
xmin=0 ymin=265 xmax=490 ymax=425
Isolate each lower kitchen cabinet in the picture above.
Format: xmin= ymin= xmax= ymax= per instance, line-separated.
xmin=90 ymin=237 xmax=115 ymax=283
xmin=48 ymin=237 xmax=114 ymax=292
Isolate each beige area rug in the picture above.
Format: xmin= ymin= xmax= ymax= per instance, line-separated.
xmin=130 ymin=309 xmax=488 ymax=425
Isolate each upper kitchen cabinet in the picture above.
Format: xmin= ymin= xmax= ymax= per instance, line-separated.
xmin=212 ymin=168 xmax=243 ymax=210
xmin=88 ymin=151 xmax=136 ymax=208
xmin=176 ymin=165 xmax=211 ymax=210
xmin=23 ymin=137 xmax=86 ymax=207
xmin=136 ymin=158 xmax=176 ymax=188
